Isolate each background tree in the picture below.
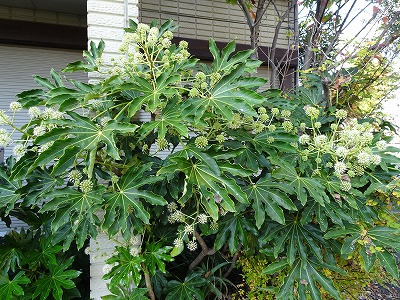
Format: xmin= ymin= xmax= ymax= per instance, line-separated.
xmin=227 ymin=0 xmax=400 ymax=116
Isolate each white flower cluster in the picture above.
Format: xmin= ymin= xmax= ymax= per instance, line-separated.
xmin=0 ymin=110 xmax=11 ymax=125
xmin=10 ymin=102 xmax=22 ymax=112
xmin=0 ymin=128 xmax=12 ymax=147
xmin=68 ymin=170 xmax=83 ymax=185
xmin=304 ymin=106 xmax=320 ymax=119
xmin=112 ymin=23 xmax=190 ymax=80
xmin=42 ymin=107 xmax=64 ymax=120
xmin=13 ymin=144 xmax=26 ymax=158
xmin=168 ymin=210 xmax=185 ymax=224
xmin=28 ymin=107 xmax=41 ymax=118
xmin=297 ymin=109 xmax=385 ymax=188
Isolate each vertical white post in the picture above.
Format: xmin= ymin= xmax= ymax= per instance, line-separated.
xmin=86 ymin=1 xmax=139 ymax=298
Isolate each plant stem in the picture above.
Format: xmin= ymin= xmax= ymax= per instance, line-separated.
xmin=224 ymin=243 xmax=242 ymax=278
xmin=142 ymin=264 xmax=156 ymax=300
xmin=188 ymin=231 xmax=215 ymax=271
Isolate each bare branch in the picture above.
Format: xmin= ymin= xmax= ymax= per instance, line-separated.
xmin=302 ymin=0 xmax=330 ymax=70
xmin=223 ymin=243 xmax=242 ymax=278
xmin=269 ymin=0 xmax=297 ymax=86
xmin=237 ymin=0 xmax=255 ymax=29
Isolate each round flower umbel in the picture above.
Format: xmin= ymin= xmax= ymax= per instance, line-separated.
xmin=376 ymin=140 xmax=387 ymax=151
xmin=334 ymin=161 xmax=347 ymax=175
xmin=195 ymin=136 xmax=208 ymax=149
xmin=79 ymin=179 xmax=93 ymax=194
xmin=10 ymin=102 xmax=22 ymax=112
xmin=187 ymin=240 xmax=198 ymax=251
xmin=314 ymin=135 xmax=328 ymax=148
xmin=304 ymin=106 xmax=320 ymax=120
xmin=299 ymin=134 xmax=310 ymax=145
xmin=197 ymin=214 xmax=208 ymax=224
xmin=173 ymin=238 xmax=183 ymax=248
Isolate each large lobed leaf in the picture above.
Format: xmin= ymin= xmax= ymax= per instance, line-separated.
xmin=245 ymin=176 xmax=296 ymax=228
xmin=271 ymin=158 xmax=329 ymax=206
xmin=102 ymin=163 xmax=166 ymax=237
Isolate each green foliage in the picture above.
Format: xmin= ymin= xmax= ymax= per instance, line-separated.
xmin=0 ymin=227 xmax=83 ymax=299
xmin=1 ymin=20 xmax=400 ymax=299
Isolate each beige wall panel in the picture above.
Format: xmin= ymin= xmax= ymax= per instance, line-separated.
xmin=140 ymin=0 xmax=295 ymax=50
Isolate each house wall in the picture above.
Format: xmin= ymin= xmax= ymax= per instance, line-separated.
xmin=0 ymin=5 xmax=86 ymax=27
xmin=140 ymin=0 xmax=295 ymax=49
xmin=86 ymin=1 xmax=139 ymax=299
xmin=140 ymin=0 xmax=296 ymax=89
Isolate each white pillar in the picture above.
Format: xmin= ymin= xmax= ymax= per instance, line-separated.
xmin=87 ymin=1 xmax=139 ymax=298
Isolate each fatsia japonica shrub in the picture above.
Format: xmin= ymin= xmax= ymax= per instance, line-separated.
xmin=0 ymin=19 xmax=400 ymax=299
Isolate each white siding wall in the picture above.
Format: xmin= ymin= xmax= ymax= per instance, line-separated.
xmin=87 ymin=1 xmax=139 ymax=298
xmin=0 ymin=45 xmax=87 ymax=159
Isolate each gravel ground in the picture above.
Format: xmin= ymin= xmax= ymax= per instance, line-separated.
xmin=359 ymin=282 xmax=400 ymax=300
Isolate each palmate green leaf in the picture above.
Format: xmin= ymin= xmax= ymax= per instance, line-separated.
xmin=165 ymin=273 xmax=207 ymax=300
xmin=245 ymin=177 xmax=296 ymax=228
xmin=104 ymin=246 xmax=144 ymax=287
xmin=102 ymin=163 xmax=166 ymax=235
xmin=32 ymin=257 xmax=80 ymax=300
xmin=368 ymin=226 xmax=400 ymax=252
xmin=25 ymin=112 xmax=138 ymax=177
xmin=0 ymin=271 xmax=30 ymax=300
xmin=51 ymin=218 xmax=99 ymax=251
xmin=16 ymin=89 xmax=46 ymax=107
xmin=0 ymin=229 xmax=35 ymax=273
xmin=138 ymin=98 xmax=188 ymax=140
xmin=271 ymin=158 xmax=329 ymax=206
xmin=40 ymin=186 xmax=104 ymax=232
xmin=276 ymin=259 xmax=341 ymax=300
xmin=235 ymin=146 xmax=269 ymax=172
xmin=263 ymin=220 xmax=326 ymax=264
xmin=45 ymin=86 xmax=85 ymax=112
xmin=143 ymin=242 xmax=173 ymax=274
xmin=24 ymin=238 xmax=63 ymax=268
xmin=214 ymin=214 xmax=257 ymax=253
xmin=300 ymin=201 xmax=352 ymax=231
xmin=40 ymin=186 xmax=104 ymax=249
xmin=120 ymin=70 xmax=181 ymax=116
xmin=347 ymin=196 xmax=377 ymax=225
xmin=182 ymin=63 xmax=264 ymax=123
xmin=209 ymin=38 xmax=254 ymax=73
xmin=17 ymin=167 xmax=64 ymax=207
xmin=0 ymin=246 xmax=23 ymax=274
xmin=63 ymin=40 xmax=105 ymax=72
xmin=0 ymin=169 xmax=22 ymax=215
xmin=158 ymin=156 xmax=248 ymax=220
